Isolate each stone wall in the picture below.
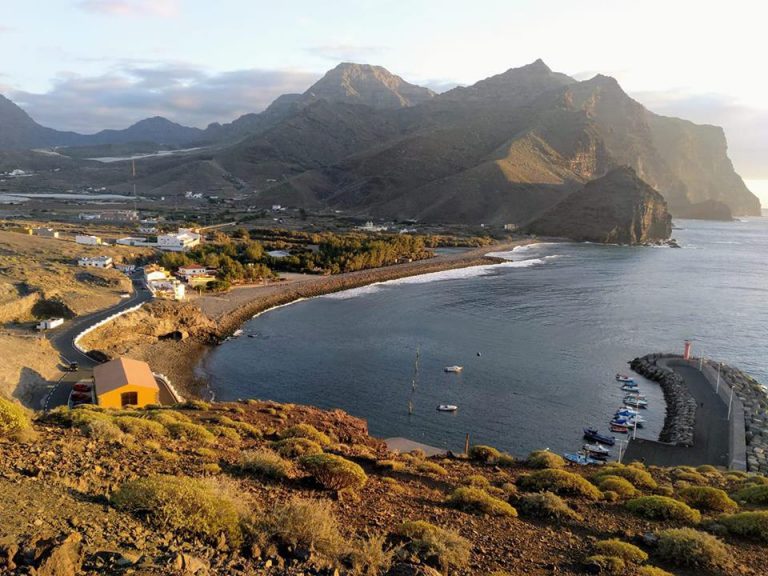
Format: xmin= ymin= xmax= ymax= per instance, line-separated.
xmin=629 ymin=354 xmax=696 ymax=446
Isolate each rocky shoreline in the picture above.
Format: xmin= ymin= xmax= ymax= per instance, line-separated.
xmin=708 ymin=361 xmax=768 ymax=473
xmin=630 ymin=354 xmax=696 ymax=446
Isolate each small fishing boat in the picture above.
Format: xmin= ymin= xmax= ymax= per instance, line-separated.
xmin=615 ymin=374 xmax=635 ymax=383
xmin=436 ymin=404 xmax=458 ymax=412
xmin=617 ymin=407 xmax=640 ymax=417
xmin=233 ymin=329 xmax=244 ymax=337
xmin=583 ymin=427 xmax=616 ymax=446
xmin=564 ymin=452 xmax=604 ymax=466
xmin=444 ymin=366 xmax=463 ymax=373
xmin=583 ymin=443 xmax=611 ymax=456
xmin=621 ymin=384 xmax=639 ymax=392
xmin=610 ymin=423 xmax=629 ymax=433
xmin=623 ymin=396 xmax=648 ymax=408
xmin=611 ymin=417 xmax=644 ymax=429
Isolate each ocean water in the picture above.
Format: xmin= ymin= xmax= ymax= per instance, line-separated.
xmin=202 ymin=217 xmax=768 ymax=456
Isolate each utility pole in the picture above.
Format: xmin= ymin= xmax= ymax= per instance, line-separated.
xmin=464 ymin=433 xmax=470 ymax=456
xmin=728 ymin=386 xmax=735 ymax=420
xmin=716 ymin=362 xmax=722 ymax=394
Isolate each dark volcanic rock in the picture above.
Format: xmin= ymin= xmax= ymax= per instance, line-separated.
xmin=526 ymin=166 xmax=672 ymax=244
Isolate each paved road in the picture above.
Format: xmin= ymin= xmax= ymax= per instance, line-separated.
xmin=624 ymin=361 xmax=730 ymax=467
xmin=43 ymin=271 xmax=180 ymax=410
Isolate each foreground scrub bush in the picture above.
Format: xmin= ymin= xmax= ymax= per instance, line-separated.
xmin=732 ymin=484 xmax=768 ymax=505
xmin=240 ymin=448 xmax=293 ymax=480
xmin=279 ymin=423 xmax=331 ymax=446
xmin=447 ymin=487 xmax=517 ymax=517
xmin=413 ymin=460 xmax=448 ymax=476
xmin=517 ymin=469 xmax=602 ymax=500
xmin=112 ymin=475 xmax=244 ymax=546
xmin=0 ymin=397 xmax=31 ymax=436
xmin=348 ymin=534 xmax=394 ymax=576
xmin=637 ymin=567 xmax=674 ymax=576
xmin=83 ymin=418 xmax=125 ymax=443
xmin=113 ymin=416 xmax=168 ymax=439
xmin=468 ymin=445 xmax=501 ymax=463
xmin=625 ymin=496 xmax=701 ymax=524
xmin=655 ymin=527 xmax=728 ymax=569
xmin=272 ymin=437 xmax=324 ymax=458
xmin=269 ymin=497 xmax=344 ymax=562
xmin=525 ymin=450 xmax=565 ymax=469
xmin=395 ymin=520 xmax=470 ymax=572
xmin=516 ymin=491 xmax=582 ymax=521
xmin=583 ymin=555 xmax=625 ymax=575
xmin=719 ymin=511 xmax=768 ymax=542
xmin=300 ymin=453 xmax=367 ymax=491
xmin=597 ymin=475 xmax=637 ymax=499
xmin=593 ymin=465 xmax=657 ymax=490
xmin=677 ymin=486 xmax=738 ymax=513
xmin=594 ymin=539 xmax=648 ymax=564
xmin=165 ymin=421 xmax=215 ymax=444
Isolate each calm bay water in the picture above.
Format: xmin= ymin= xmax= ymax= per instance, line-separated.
xmin=203 ymin=217 xmax=768 ymax=456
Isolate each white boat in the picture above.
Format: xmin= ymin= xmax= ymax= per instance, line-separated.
xmin=615 ymin=374 xmax=635 ymax=383
xmin=583 ymin=443 xmax=611 ymax=456
xmin=436 ymin=404 xmax=458 ymax=412
xmin=623 ymin=396 xmax=648 ymax=408
xmin=444 ymin=366 xmax=463 ymax=373
xmin=233 ymin=329 xmax=244 ymax=337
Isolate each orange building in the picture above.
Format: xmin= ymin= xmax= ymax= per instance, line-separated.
xmin=93 ymin=357 xmax=159 ymax=409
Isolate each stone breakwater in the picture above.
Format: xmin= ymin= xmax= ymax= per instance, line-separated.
xmin=708 ymin=361 xmax=768 ymax=473
xmin=630 ymin=354 xmax=696 ymax=446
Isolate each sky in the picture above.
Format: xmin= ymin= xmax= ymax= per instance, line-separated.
xmin=1 ymin=0 xmax=767 ymax=201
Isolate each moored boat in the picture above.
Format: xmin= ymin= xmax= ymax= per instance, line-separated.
xmin=564 ymin=452 xmax=604 ymax=466
xmin=623 ymin=396 xmax=648 ymax=408
xmin=436 ymin=404 xmax=458 ymax=412
xmin=610 ymin=423 xmax=629 ymax=433
xmin=444 ymin=366 xmax=463 ymax=373
xmin=616 ymin=374 xmax=635 ymax=383
xmin=583 ymin=427 xmax=616 ymax=446
xmin=583 ymin=443 xmax=611 ymax=457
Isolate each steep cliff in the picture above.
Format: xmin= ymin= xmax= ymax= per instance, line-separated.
xmin=526 ymin=166 xmax=672 ymax=244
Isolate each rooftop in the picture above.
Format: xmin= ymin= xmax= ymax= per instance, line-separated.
xmin=93 ymin=357 xmax=158 ymax=396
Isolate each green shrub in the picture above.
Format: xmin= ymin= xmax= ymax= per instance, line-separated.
xmin=349 ymin=534 xmax=394 ymax=576
xmin=677 ymin=486 xmax=737 ymax=513
xmin=637 ymin=567 xmax=674 ymax=576
xmin=146 ymin=410 xmax=192 ymax=425
xmin=656 ymin=527 xmax=728 ymax=568
xmin=602 ymin=490 xmax=620 ymax=502
xmin=381 ymin=477 xmax=407 ymax=494
xmin=674 ymin=471 xmax=708 ymax=485
xmin=594 ymin=539 xmax=648 ymax=564
xmin=166 ymin=421 xmax=215 ymax=444
xmin=202 ymin=463 xmax=221 ymax=475
xmin=209 ymin=425 xmax=242 ymax=443
xmin=83 ymin=418 xmax=125 ymax=443
xmin=112 ymin=475 xmax=244 ymax=546
xmin=113 ymin=416 xmax=168 ymax=439
xmin=395 ymin=521 xmax=471 ymax=572
xmin=496 ymin=453 xmax=516 ymax=467
xmin=230 ymin=420 xmax=262 ymax=438
xmin=593 ymin=465 xmax=657 ymax=490
xmin=625 ymin=496 xmax=701 ymax=524
xmin=516 ymin=491 xmax=582 ymax=521
xmin=272 ymin=437 xmax=324 ymax=458
xmin=179 ymin=399 xmax=211 ymax=411
xmin=375 ymin=459 xmax=406 ymax=472
xmin=517 ymin=469 xmax=602 ymax=500
xmin=447 ymin=487 xmax=517 ymax=517
xmin=240 ymin=448 xmax=293 ymax=480
xmin=696 ymin=464 xmax=721 ymax=476
xmin=0 ymin=397 xmax=30 ymax=436
xmin=46 ymin=406 xmax=111 ymax=428
xmin=462 ymin=474 xmax=491 ymax=489
xmin=300 ymin=453 xmax=367 ymax=491
xmin=525 ymin=450 xmax=565 ymax=469
xmin=279 ymin=423 xmax=331 ymax=446
xmin=583 ymin=555 xmax=625 ymax=574
xmin=269 ymin=497 xmax=344 ymax=560
xmin=719 ymin=511 xmax=768 ymax=542
xmin=732 ymin=484 xmax=768 ymax=505
xmin=468 ymin=445 xmax=501 ymax=463
xmin=597 ymin=475 xmax=637 ymax=499
xmin=413 ymin=460 xmax=448 ymax=476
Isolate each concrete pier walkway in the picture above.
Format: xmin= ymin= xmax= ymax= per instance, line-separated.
xmin=624 ymin=358 xmax=731 ymax=467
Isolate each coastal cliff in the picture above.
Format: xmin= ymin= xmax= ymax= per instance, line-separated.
xmin=526 ymin=166 xmax=672 ymax=244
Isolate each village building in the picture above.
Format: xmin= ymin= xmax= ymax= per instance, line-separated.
xmin=93 ymin=357 xmax=159 ymax=409
xmin=115 ymin=263 xmax=136 ymax=274
xmin=33 ymin=227 xmax=59 ymax=238
xmin=150 ymin=279 xmax=186 ymax=300
xmin=77 ymin=256 xmax=113 ymax=268
xmin=143 ymin=265 xmax=169 ymax=283
xmin=116 ymin=236 xmax=150 ymax=247
xmin=177 ymin=264 xmax=209 ymax=279
xmin=75 ymin=234 xmax=102 ymax=246
xmin=157 ymin=228 xmax=201 ymax=252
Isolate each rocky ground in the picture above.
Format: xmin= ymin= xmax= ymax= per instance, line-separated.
xmin=1 ymin=399 xmax=767 ymax=576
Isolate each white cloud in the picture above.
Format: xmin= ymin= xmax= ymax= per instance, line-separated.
xmin=78 ymin=0 xmax=180 ymax=18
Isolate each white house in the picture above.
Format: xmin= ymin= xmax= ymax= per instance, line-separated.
xmin=75 ymin=235 xmax=102 ymax=246
xmin=157 ymin=228 xmax=201 ymax=252
xmin=356 ymin=221 xmax=388 ymax=232
xmin=143 ymin=265 xmax=169 ymax=283
xmin=116 ymin=237 xmax=150 ymax=247
xmin=115 ymin=263 xmax=136 ymax=274
xmin=78 ymin=256 xmax=113 ymax=269
xmin=177 ymin=265 xmax=209 ymax=279
xmin=147 ymin=278 xmax=185 ymax=300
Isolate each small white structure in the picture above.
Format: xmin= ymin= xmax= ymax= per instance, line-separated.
xmin=75 ymin=235 xmax=102 ymax=246
xmin=115 ymin=263 xmax=136 ymax=274
xmin=116 ymin=237 xmax=149 ymax=247
xmin=34 ymin=227 xmax=59 ymax=238
xmin=177 ymin=265 xmax=209 ymax=279
xmin=157 ymin=228 xmax=201 ymax=252
xmin=78 ymin=256 xmax=113 ymax=269
xmin=37 ymin=317 xmax=64 ymax=331
xmin=143 ymin=265 xmax=169 ymax=283
xmin=356 ymin=221 xmax=388 ymax=232
xmin=138 ymin=225 xmax=158 ymax=234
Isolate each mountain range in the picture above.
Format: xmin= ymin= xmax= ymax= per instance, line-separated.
xmin=0 ymin=61 xmax=761 ymax=222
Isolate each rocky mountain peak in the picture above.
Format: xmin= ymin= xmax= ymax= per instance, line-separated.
xmin=303 ymin=62 xmax=435 ymax=109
